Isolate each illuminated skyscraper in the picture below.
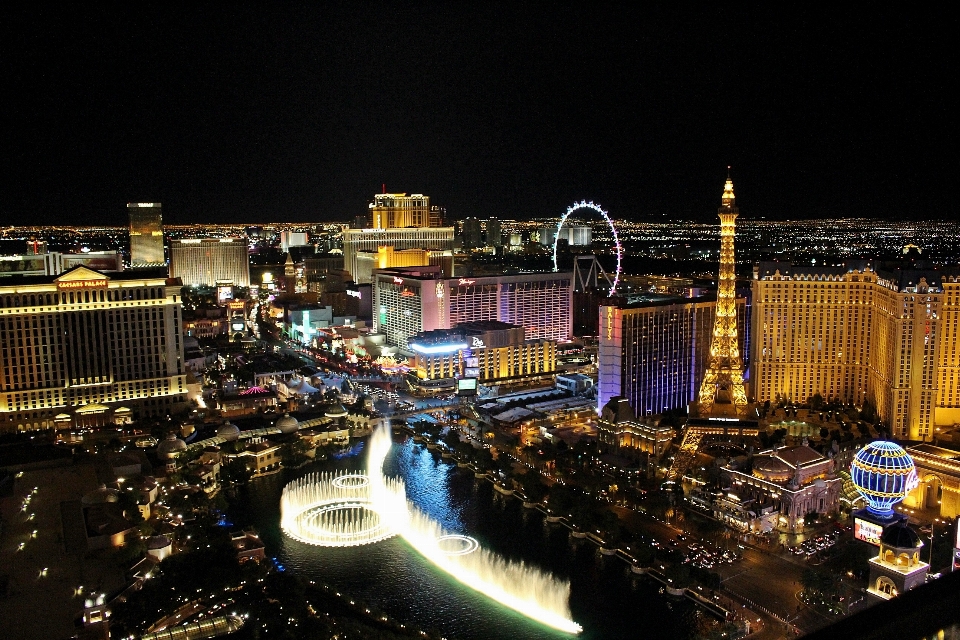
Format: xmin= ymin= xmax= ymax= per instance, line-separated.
xmin=698 ymin=173 xmax=748 ymax=417
xmin=0 ymin=266 xmax=187 ymax=432
xmin=342 ymin=193 xmax=455 ymax=283
xmin=371 ymin=267 xmax=572 ymax=350
xmin=342 ymin=227 xmax=454 ymax=283
xmin=128 ymin=202 xmax=165 ymax=266
xmin=369 ymin=193 xmax=432 ymax=229
xmin=169 ymin=238 xmax=250 ymax=287
xmin=597 ymin=295 xmax=746 ymax=417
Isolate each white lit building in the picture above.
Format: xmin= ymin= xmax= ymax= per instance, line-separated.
xmin=170 ymin=238 xmax=250 ymax=287
xmin=539 ymin=225 xmax=592 ymax=247
xmin=280 ymin=231 xmax=310 ymax=252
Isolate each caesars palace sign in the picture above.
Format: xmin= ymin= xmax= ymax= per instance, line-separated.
xmin=57 ymin=279 xmax=108 ymax=290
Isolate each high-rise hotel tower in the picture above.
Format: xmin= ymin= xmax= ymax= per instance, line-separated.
xmin=343 ymin=192 xmax=455 ymax=283
xmin=368 ymin=193 xmax=434 ymax=229
xmin=0 ymin=266 xmax=187 ymax=432
xmin=371 ymin=267 xmax=573 ymax=351
xmin=751 ymin=261 xmax=960 ymax=441
xmin=169 ymin=238 xmax=250 ymax=287
xmin=597 ymin=294 xmax=747 ymax=417
xmin=597 ymin=174 xmax=749 ymax=419
xmin=128 ymin=202 xmax=165 ymax=266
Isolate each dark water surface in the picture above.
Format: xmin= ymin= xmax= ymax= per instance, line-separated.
xmin=230 ymin=435 xmax=702 ymax=639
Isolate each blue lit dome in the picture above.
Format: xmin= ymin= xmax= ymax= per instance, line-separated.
xmin=850 ymin=440 xmax=919 ymax=517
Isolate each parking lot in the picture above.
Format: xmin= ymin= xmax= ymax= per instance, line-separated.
xmin=684 ymin=540 xmax=743 ymax=570
xmin=787 ymin=531 xmax=841 ymax=558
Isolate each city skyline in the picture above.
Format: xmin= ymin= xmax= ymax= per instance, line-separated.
xmin=3 ymin=6 xmax=954 ymax=226
xmin=3 ymin=144 xmax=960 ymax=637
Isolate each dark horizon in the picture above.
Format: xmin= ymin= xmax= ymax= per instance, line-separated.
xmin=2 ymin=6 xmax=955 ymax=227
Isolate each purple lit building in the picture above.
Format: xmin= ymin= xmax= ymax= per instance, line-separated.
xmin=597 ymin=295 xmax=747 ymax=417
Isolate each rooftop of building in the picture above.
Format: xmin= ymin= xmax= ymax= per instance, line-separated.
xmin=880 ymin=519 xmax=924 ymax=549
xmin=907 ymin=442 xmax=960 ymax=461
xmin=0 ymin=265 xmax=174 ymax=287
xmin=557 ymin=372 xmax=593 ymax=382
xmin=245 ymin=441 xmax=281 ymax=454
xmin=526 ymin=396 xmax=596 ymax=413
xmin=456 ymin=320 xmax=522 ymax=333
xmin=611 ymin=291 xmax=721 ymax=310
xmin=410 ymin=327 xmax=467 ymax=345
xmin=755 ymin=259 xmax=960 ymax=288
xmin=492 ymin=407 xmax=536 ymax=423
xmin=773 ymin=444 xmax=827 ymax=467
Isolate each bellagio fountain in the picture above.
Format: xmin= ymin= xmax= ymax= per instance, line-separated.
xmin=280 ymin=425 xmax=582 ymax=634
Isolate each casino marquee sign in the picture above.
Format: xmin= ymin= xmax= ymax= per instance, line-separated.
xmin=54 ymin=266 xmax=111 ymax=290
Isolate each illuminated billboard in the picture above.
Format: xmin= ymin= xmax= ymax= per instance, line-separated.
xmin=463 ymin=355 xmax=480 ymax=379
xmin=854 ymin=517 xmax=883 ymax=546
xmin=457 ymin=377 xmax=478 ymax=396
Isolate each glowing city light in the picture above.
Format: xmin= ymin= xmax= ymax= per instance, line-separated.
xmin=281 ymin=426 xmax=582 ymax=635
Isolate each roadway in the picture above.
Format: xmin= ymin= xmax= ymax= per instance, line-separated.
xmin=611 ymin=505 xmax=837 ymax=636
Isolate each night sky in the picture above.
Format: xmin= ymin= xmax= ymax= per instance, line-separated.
xmin=2 ymin=5 xmax=955 ymax=226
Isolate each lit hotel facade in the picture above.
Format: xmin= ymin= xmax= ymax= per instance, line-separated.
xmin=408 ymin=321 xmax=556 ymax=390
xmin=342 ymin=227 xmax=455 ymax=283
xmin=372 ymin=267 xmax=573 ymax=351
xmin=128 ymin=202 xmax=165 ymax=266
xmin=0 ymin=267 xmax=187 ymax=432
xmin=368 ymin=193 xmax=438 ymax=229
xmin=598 ymin=295 xmax=747 ymax=417
xmin=169 ymin=238 xmax=250 ymax=287
xmin=750 ymin=262 xmax=960 ymax=441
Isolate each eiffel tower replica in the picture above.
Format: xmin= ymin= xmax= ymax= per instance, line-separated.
xmin=666 ymin=172 xmax=754 ymax=481
xmin=698 ymin=169 xmax=748 ymax=418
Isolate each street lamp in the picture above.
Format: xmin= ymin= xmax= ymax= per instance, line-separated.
xmin=929 ymin=518 xmax=943 ymax=567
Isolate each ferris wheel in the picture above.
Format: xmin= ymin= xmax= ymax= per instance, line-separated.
xmin=552 ymin=200 xmax=622 ymax=296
